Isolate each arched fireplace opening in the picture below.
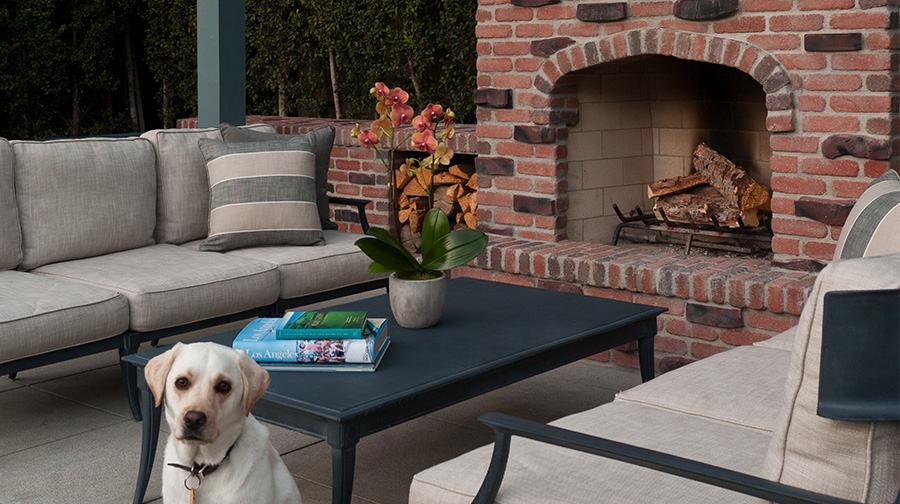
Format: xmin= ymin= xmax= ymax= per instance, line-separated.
xmin=565 ymin=55 xmax=771 ymax=247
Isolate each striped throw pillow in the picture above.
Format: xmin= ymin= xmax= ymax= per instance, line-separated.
xmin=197 ymin=138 xmax=324 ymax=252
xmin=833 ymin=169 xmax=900 ymax=260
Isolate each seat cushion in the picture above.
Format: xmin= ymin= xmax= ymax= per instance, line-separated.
xmin=0 ymin=138 xmax=22 ymax=270
xmin=32 ymin=244 xmax=279 ymax=332
xmin=410 ymin=401 xmax=770 ymax=504
xmin=833 ymin=169 xmax=900 ymax=260
xmin=220 ymin=123 xmax=338 ymax=229
xmin=12 ymin=137 xmax=157 ymax=270
xmin=181 ymin=230 xmax=386 ymax=300
xmin=0 ymin=270 xmax=129 ymax=364
xmin=764 ymin=253 xmax=900 ymax=503
xmin=615 ymin=345 xmax=791 ymax=433
xmin=197 ymin=138 xmax=324 ymax=252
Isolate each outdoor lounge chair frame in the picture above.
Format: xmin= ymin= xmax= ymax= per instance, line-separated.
xmin=473 ymin=288 xmax=900 ymax=504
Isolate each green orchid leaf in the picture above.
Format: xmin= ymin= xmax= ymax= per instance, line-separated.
xmin=366 ymin=226 xmax=419 ymax=265
xmin=421 ymin=208 xmax=450 ymax=257
xmin=420 ymin=229 xmax=488 ymax=271
xmin=354 ymin=237 xmax=419 ymax=272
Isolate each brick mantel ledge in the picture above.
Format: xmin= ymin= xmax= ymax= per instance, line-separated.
xmin=455 ymin=236 xmax=817 ymax=374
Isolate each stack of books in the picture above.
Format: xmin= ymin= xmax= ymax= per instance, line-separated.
xmin=233 ymin=310 xmax=390 ymax=372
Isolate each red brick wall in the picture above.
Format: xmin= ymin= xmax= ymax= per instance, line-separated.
xmin=473 ymin=0 xmax=899 ymax=262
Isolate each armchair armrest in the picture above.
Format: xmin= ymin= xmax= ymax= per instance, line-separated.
xmin=328 ymin=196 xmax=372 ymax=233
xmin=473 ymin=412 xmax=859 ymax=504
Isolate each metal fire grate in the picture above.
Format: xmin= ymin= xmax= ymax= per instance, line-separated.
xmin=611 ymin=204 xmax=772 ymax=254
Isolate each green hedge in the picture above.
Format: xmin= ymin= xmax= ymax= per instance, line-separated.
xmin=0 ymin=0 xmax=476 ymax=139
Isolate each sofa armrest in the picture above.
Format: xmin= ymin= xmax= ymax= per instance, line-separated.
xmin=473 ymin=412 xmax=860 ymax=504
xmin=328 ymin=196 xmax=372 ymax=233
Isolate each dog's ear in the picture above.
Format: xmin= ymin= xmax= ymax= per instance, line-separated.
xmin=144 ymin=343 xmax=183 ymax=407
xmin=236 ymin=349 xmax=270 ymax=416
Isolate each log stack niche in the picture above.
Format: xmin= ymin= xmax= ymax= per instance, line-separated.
xmin=393 ymin=151 xmax=479 ymax=252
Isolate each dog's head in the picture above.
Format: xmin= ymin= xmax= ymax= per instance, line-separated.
xmin=144 ymin=342 xmax=270 ymax=445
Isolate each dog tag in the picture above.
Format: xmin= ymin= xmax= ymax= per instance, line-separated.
xmin=184 ymin=474 xmax=201 ymax=504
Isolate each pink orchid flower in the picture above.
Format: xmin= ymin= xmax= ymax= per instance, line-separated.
xmin=423 ymin=104 xmax=443 ymax=122
xmin=411 ymin=130 xmax=437 ymax=154
xmin=388 ymin=87 xmax=409 ymax=106
xmin=391 ymin=103 xmax=414 ymax=128
xmin=357 ymin=130 xmax=379 ymax=148
xmin=412 ymin=113 xmax=432 ymax=133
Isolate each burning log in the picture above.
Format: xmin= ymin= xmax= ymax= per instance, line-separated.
xmin=692 ymin=143 xmax=769 ymax=211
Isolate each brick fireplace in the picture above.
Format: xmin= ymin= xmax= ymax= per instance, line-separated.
xmin=471 ymin=0 xmax=897 ymax=262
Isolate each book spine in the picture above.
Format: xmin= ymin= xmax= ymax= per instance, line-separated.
xmin=275 ymin=328 xmax=364 ymax=339
xmin=239 ymin=338 xmax=373 ymax=364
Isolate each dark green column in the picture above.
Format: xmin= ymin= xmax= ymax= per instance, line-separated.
xmin=197 ymin=0 xmax=246 ymax=127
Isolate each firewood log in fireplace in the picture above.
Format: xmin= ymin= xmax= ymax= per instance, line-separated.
xmin=692 ymin=143 xmax=769 ymax=211
xmin=653 ymin=185 xmax=753 ymax=228
xmin=647 ymin=173 xmax=709 ymax=199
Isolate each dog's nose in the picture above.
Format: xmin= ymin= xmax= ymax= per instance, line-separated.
xmin=183 ymin=410 xmax=207 ymax=431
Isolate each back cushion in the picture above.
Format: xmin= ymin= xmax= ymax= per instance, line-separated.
xmin=0 ymin=139 xmax=23 ymax=270
xmin=141 ymin=128 xmax=223 ymax=244
xmin=12 ymin=137 xmax=157 ymax=270
xmin=763 ymin=253 xmax=900 ymax=502
xmin=833 ymin=169 xmax=900 ymax=260
xmin=142 ymin=124 xmax=278 ymax=244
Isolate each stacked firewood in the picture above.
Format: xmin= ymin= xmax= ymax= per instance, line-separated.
xmin=395 ymin=163 xmax=478 ymax=250
xmin=648 ymin=143 xmax=770 ymax=228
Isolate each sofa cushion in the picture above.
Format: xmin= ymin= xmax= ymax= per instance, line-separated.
xmin=409 ymin=402 xmax=770 ymax=504
xmin=220 ymin=123 xmax=338 ymax=229
xmin=0 ymin=270 xmax=129 ymax=364
xmin=197 ymin=138 xmax=324 ymax=252
xmin=141 ymin=125 xmax=278 ymax=244
xmin=33 ymin=244 xmax=279 ymax=332
xmin=615 ymin=345 xmax=791 ymax=433
xmin=763 ymin=253 xmax=900 ymax=502
xmin=0 ymin=139 xmax=22 ymax=271
xmin=833 ymin=169 xmax=900 ymax=260
xmin=181 ymin=229 xmax=386 ymax=300
xmin=12 ymin=137 xmax=157 ymax=270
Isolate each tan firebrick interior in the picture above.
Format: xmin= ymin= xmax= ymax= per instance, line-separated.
xmin=566 ymin=55 xmax=772 ymax=244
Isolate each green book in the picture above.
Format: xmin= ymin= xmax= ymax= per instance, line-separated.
xmin=276 ymin=311 xmax=369 ymax=339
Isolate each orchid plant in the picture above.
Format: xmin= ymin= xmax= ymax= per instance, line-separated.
xmin=351 ymin=83 xmax=487 ymax=281
xmin=351 ymin=82 xmax=457 ymax=230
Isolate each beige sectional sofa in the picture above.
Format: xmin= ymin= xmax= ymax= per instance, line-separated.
xmin=0 ymin=124 xmax=386 ymax=419
xmin=410 ymin=172 xmax=900 ymax=503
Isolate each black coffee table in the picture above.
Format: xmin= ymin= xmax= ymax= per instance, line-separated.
xmin=123 ymin=278 xmax=665 ymax=504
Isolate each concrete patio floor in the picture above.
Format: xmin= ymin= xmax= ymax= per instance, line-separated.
xmin=0 ymin=290 xmax=641 ymax=504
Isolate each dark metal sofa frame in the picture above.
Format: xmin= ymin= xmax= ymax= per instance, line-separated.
xmin=1 ymin=197 xmax=387 ymax=421
xmin=473 ymin=288 xmax=900 ymax=504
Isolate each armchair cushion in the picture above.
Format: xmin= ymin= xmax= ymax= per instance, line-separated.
xmin=763 ymin=252 xmax=900 ymax=502
xmin=0 ymin=138 xmax=22 ymax=271
xmin=220 ymin=123 xmax=338 ymax=230
xmin=197 ymin=138 xmax=324 ymax=252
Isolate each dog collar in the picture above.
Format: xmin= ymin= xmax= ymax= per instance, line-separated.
xmin=167 ymin=441 xmax=237 ymax=480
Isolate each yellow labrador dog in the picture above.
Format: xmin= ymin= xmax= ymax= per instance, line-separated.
xmin=145 ymin=342 xmax=302 ymax=504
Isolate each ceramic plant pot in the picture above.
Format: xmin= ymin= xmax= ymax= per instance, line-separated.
xmin=388 ymin=272 xmax=448 ymax=329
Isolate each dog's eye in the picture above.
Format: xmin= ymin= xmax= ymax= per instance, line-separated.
xmin=215 ymin=381 xmax=231 ymax=394
xmin=174 ymin=377 xmax=190 ymax=390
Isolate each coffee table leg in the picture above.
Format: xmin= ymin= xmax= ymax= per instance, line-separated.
xmin=133 ymin=374 xmax=162 ymax=504
xmin=637 ymin=320 xmax=657 ymax=382
xmin=327 ymin=422 xmax=360 ymax=504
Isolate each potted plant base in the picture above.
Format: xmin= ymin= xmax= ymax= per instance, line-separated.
xmin=388 ymin=272 xmax=448 ymax=329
